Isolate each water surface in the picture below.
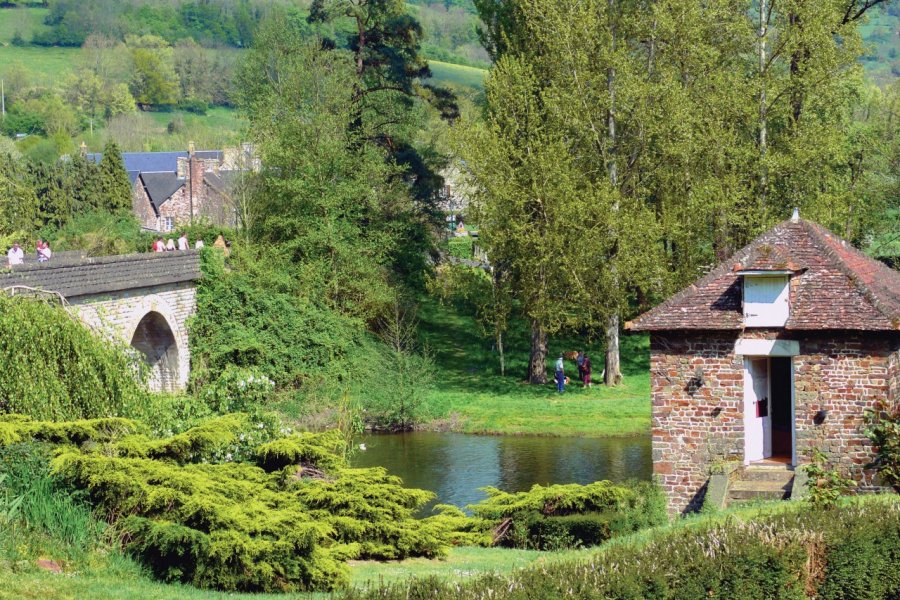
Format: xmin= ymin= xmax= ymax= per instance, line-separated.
xmin=351 ymin=432 xmax=651 ymax=511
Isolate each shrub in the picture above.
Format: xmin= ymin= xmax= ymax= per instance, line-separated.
xmin=202 ymin=365 xmax=275 ymax=413
xmin=470 ymin=480 xmax=667 ymax=549
xmin=0 ymin=295 xmax=148 ymax=421
xmin=803 ymin=447 xmax=857 ymax=509
xmin=864 ymin=400 xmax=900 ymax=492
xmin=2 ymin=414 xmax=454 ymax=592
xmin=447 ymin=236 xmax=474 ymax=260
xmin=340 ymin=498 xmax=900 ymax=600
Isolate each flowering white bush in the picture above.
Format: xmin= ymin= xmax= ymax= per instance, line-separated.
xmin=204 ymin=366 xmax=275 ymax=414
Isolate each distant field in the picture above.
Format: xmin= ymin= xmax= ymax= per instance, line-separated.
xmin=0 ymin=45 xmax=78 ymax=85
xmin=428 ymin=60 xmax=486 ymax=90
xmin=0 ymin=6 xmax=48 ymax=44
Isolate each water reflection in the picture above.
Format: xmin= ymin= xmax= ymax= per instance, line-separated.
xmin=351 ymin=432 xmax=651 ymax=511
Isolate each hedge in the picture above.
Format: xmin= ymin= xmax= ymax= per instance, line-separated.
xmin=341 ymin=497 xmax=900 ymax=600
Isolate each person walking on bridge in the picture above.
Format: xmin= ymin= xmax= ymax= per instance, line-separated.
xmin=6 ymin=242 xmax=23 ymax=267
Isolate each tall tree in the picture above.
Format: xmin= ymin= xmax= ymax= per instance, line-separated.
xmin=96 ymin=141 xmax=132 ymax=214
xmin=238 ymin=18 xmax=415 ymax=321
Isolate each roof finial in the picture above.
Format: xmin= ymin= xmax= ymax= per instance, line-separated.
xmin=791 ymin=207 xmax=799 ymax=223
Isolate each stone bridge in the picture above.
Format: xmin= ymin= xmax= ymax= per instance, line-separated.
xmin=1 ymin=252 xmax=201 ymax=392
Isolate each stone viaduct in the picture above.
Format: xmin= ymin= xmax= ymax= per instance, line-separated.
xmin=0 ymin=252 xmax=201 ymax=392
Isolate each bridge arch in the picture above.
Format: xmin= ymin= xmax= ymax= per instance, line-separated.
xmin=130 ymin=311 xmax=181 ymax=392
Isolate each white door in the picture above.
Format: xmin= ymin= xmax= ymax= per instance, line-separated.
xmin=744 ymin=357 xmax=772 ymax=463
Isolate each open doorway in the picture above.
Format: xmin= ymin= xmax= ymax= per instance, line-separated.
xmin=744 ymin=356 xmax=794 ymax=465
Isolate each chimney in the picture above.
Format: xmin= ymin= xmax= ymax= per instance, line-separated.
xmin=791 ymin=207 xmax=800 ymax=223
xmin=188 ymin=140 xmax=195 ymax=156
xmin=79 ymin=141 xmax=87 ymax=157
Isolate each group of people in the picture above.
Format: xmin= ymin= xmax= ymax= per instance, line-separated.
xmin=554 ymin=350 xmax=593 ymax=393
xmin=151 ymin=233 xmax=231 ymax=256
xmin=152 ymin=232 xmax=196 ymax=252
xmin=6 ymin=239 xmax=52 ymax=268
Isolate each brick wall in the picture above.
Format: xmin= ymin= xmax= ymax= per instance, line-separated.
xmin=651 ymin=330 xmax=899 ymax=516
xmin=67 ymin=282 xmax=197 ymax=392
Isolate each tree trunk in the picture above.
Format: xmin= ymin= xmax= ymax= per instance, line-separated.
xmin=498 ymin=330 xmax=505 ymax=377
xmin=759 ymin=0 xmax=768 ymax=208
xmin=605 ymin=0 xmax=621 ymax=388
xmin=604 ymin=314 xmax=622 ymax=386
xmin=527 ymin=319 xmax=547 ymax=384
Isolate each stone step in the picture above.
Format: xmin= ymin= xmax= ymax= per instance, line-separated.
xmin=728 ymin=479 xmax=793 ymax=501
xmin=741 ymin=467 xmax=795 ymax=483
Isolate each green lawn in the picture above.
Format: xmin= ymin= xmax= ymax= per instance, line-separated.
xmin=418 ymin=299 xmax=651 ymax=437
xmin=0 ymin=545 xmax=586 ymax=600
xmin=428 ymin=60 xmax=487 ymax=91
xmin=0 ymin=45 xmax=78 ymax=85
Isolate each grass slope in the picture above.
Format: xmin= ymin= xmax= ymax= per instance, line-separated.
xmin=6 ymin=497 xmax=895 ymax=599
xmin=419 ymin=299 xmax=651 ymax=437
xmin=427 ymin=60 xmax=486 ymax=90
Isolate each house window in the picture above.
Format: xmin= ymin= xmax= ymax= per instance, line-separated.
xmin=162 ymin=217 xmax=175 ymax=232
xmin=743 ymin=275 xmax=789 ymax=327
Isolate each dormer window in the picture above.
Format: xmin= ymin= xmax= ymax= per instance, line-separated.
xmin=742 ymin=272 xmax=790 ymax=327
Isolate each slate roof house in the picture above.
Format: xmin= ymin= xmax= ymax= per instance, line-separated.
xmin=88 ymin=143 xmax=256 ymax=233
xmin=627 ymin=212 xmax=900 ymax=515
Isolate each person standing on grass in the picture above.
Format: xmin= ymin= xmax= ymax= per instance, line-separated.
xmin=576 ymin=351 xmax=585 ymax=381
xmin=582 ymin=354 xmax=592 ymax=389
xmin=555 ymin=353 xmax=566 ymax=393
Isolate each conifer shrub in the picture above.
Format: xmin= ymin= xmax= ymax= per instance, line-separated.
xmin=471 ymin=481 xmax=666 ymax=549
xmin=1 ymin=413 xmax=455 ymax=592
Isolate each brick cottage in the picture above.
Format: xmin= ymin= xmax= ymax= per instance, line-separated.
xmin=627 ymin=213 xmax=900 ymax=515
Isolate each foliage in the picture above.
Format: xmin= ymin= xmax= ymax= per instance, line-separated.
xmin=188 ymin=247 xmax=364 ymax=392
xmin=0 ymin=295 xmax=148 ymax=421
xmin=0 ymin=442 xmax=107 ymax=568
xmin=864 ymin=400 xmax=900 ymax=493
xmin=446 ymin=236 xmax=474 ymax=260
xmin=42 ymin=210 xmax=155 ymax=256
xmin=201 ymin=366 xmax=275 ymax=415
xmin=341 ymin=498 xmax=900 ymax=600
xmin=803 ymin=448 xmax=858 ymax=510
xmin=469 ymin=480 xmax=666 ymax=550
xmin=2 ymin=413 xmax=456 ymax=592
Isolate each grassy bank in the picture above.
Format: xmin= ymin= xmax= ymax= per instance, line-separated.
xmin=5 ymin=496 xmax=897 ymax=599
xmin=418 ymin=300 xmax=651 ymax=437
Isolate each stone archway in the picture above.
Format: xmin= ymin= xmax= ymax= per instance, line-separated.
xmin=130 ymin=311 xmax=180 ymax=392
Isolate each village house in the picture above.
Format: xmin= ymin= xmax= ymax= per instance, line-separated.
xmin=88 ymin=143 xmax=257 ymax=233
xmin=627 ymin=211 xmax=900 ymax=515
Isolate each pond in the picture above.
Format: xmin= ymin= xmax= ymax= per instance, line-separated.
xmin=351 ymin=432 xmax=652 ymax=511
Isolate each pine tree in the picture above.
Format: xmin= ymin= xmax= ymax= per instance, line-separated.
xmin=97 ymin=141 xmax=132 ymax=213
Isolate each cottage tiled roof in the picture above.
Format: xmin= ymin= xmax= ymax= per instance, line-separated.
xmin=88 ymin=151 xmax=224 ymax=174
xmin=138 ymin=172 xmax=185 ymax=211
xmin=628 ymin=219 xmax=900 ymax=332
xmin=0 ymin=252 xmax=201 ymax=299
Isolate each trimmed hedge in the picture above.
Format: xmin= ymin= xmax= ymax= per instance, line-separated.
xmin=447 ymin=236 xmax=474 ymax=260
xmin=341 ymin=497 xmax=900 ymax=599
